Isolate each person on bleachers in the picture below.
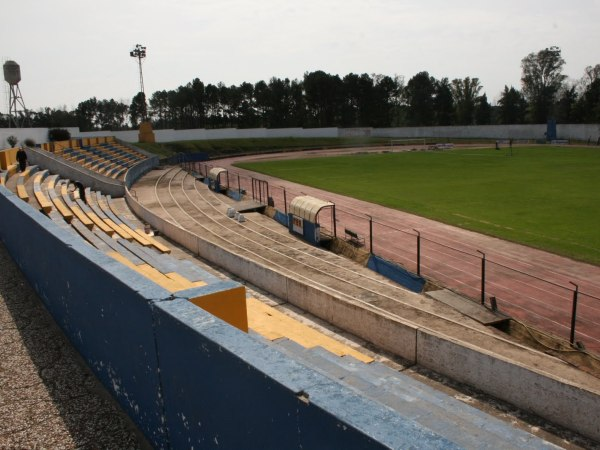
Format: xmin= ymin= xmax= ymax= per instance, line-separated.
xmin=16 ymin=147 xmax=27 ymax=172
xmin=73 ymin=181 xmax=86 ymax=204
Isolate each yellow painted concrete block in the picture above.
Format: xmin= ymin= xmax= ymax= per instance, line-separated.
xmin=246 ymin=298 xmax=373 ymax=363
xmin=0 ymin=148 xmax=18 ymax=170
xmin=190 ymin=285 xmax=248 ymax=333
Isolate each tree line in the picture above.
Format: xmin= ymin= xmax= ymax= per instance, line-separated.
xmin=4 ymin=47 xmax=600 ymax=131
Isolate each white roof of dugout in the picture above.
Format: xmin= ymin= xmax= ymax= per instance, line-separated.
xmin=208 ymin=167 xmax=227 ymax=181
xmin=289 ymin=195 xmax=334 ymax=222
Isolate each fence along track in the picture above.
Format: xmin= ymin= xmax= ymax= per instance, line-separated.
xmin=205 ymin=161 xmax=600 ymax=353
xmin=184 ymin=166 xmax=597 ymax=347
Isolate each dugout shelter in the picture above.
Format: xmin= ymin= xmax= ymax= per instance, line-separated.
xmin=288 ymin=195 xmax=336 ymax=246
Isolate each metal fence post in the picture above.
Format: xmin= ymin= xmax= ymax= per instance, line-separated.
xmin=477 ymin=250 xmax=486 ymax=305
xmin=332 ymin=204 xmax=337 ymax=238
xmin=368 ymin=215 xmax=373 ymax=254
xmin=413 ymin=229 xmax=421 ymax=276
xmin=569 ymin=282 xmax=579 ymax=345
xmin=283 ymin=187 xmax=287 ymax=215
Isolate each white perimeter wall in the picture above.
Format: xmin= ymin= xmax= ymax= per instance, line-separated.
xmin=2 ymin=124 xmax=600 ymax=147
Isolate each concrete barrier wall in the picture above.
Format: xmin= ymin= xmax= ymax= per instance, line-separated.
xmin=5 ymin=124 xmax=600 ymax=149
xmin=0 ymin=128 xmax=80 ymax=148
xmin=152 ymin=299 xmax=438 ymax=449
xmin=76 ymin=129 xmax=139 ymax=142
xmin=558 ymin=123 xmax=600 ymax=141
xmin=4 ymin=124 xmax=600 ymax=146
xmin=285 ymin=276 xmax=418 ymax=361
xmin=148 ymin=127 xmax=340 ymax=142
xmin=416 ymin=329 xmax=600 ymax=440
xmin=0 ymin=184 xmax=451 ymax=449
xmin=124 ymin=155 xmax=160 ymax=190
xmin=372 ymin=124 xmax=549 ymax=140
xmin=0 ymin=186 xmax=169 ymax=447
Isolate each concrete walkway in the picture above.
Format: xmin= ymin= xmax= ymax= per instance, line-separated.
xmin=0 ymin=242 xmax=148 ymax=449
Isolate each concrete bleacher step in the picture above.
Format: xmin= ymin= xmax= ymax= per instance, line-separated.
xmin=33 ymin=170 xmax=53 ymax=213
xmin=107 ymin=249 xmax=203 ymax=293
xmin=16 ymin=165 xmax=39 ymax=201
xmin=177 ymin=259 xmax=221 ymax=284
xmin=270 ymin=339 xmax=554 ymax=449
xmin=60 ymin=183 xmax=94 ymax=229
xmin=48 ymin=184 xmax=74 ymax=223
xmin=98 ymin=194 xmax=156 ymax=248
xmin=101 ymin=193 xmax=170 ymax=253
xmin=86 ymin=188 xmax=133 ymax=241
xmin=75 ymin=199 xmax=115 ymax=236
xmin=93 ymin=231 xmax=145 ymax=266
xmin=48 ymin=211 xmax=72 ymax=230
xmin=88 ymin=202 xmax=133 ymax=240
xmin=116 ymin=239 xmax=206 ymax=287
xmin=71 ymin=219 xmax=112 ymax=252
xmin=117 ymin=238 xmax=178 ymax=272
xmin=274 ymin=339 xmax=356 ymax=380
xmin=80 ymin=228 xmax=204 ymax=292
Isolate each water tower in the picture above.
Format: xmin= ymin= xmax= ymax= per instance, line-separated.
xmin=3 ymin=60 xmax=29 ymax=128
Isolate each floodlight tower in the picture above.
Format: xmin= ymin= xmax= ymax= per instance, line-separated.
xmin=129 ymin=44 xmax=155 ymax=143
xmin=130 ymin=44 xmax=146 ymax=95
xmin=3 ymin=60 xmax=30 ymax=128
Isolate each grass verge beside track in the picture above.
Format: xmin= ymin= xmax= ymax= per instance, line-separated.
xmin=236 ymin=146 xmax=600 ymax=265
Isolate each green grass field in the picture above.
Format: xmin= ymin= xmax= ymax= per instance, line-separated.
xmin=236 ymin=146 xmax=600 ymax=265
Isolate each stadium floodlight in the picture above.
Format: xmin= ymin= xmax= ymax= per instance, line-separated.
xmin=130 ymin=44 xmax=147 ymax=119
xmin=130 ymin=44 xmax=147 ymax=94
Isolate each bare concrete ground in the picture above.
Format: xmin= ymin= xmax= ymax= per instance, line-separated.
xmin=0 ymin=241 xmax=149 ymax=450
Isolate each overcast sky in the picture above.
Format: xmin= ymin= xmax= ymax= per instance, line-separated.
xmin=3 ymin=0 xmax=600 ymax=112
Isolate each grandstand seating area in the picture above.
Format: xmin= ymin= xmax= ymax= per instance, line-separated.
xmin=0 ymin=142 xmax=572 ymax=447
xmin=39 ymin=136 xmax=148 ymax=181
xmin=0 ymin=148 xmax=375 ymax=363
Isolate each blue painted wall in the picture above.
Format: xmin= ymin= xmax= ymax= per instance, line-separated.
xmin=227 ymin=190 xmax=244 ymax=201
xmin=272 ymin=209 xmax=289 ymax=227
xmin=152 ymin=299 xmax=455 ymax=449
xmin=0 ymin=186 xmax=169 ymax=447
xmin=367 ymin=254 xmax=425 ymax=293
xmin=288 ymin=213 xmax=321 ymax=246
xmin=162 ymin=152 xmax=209 ymax=164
